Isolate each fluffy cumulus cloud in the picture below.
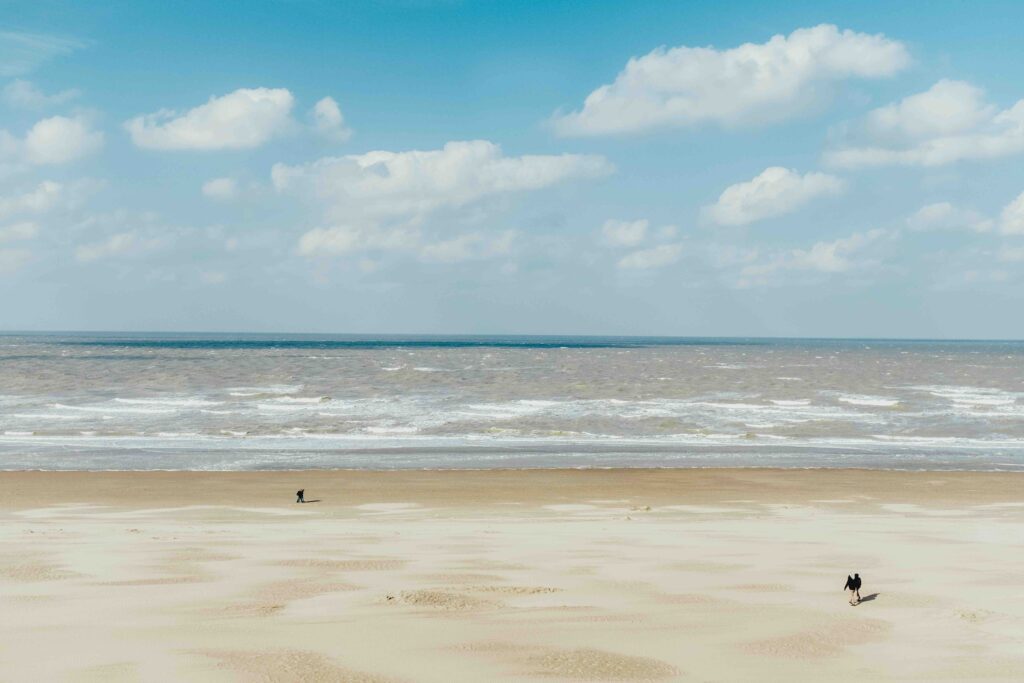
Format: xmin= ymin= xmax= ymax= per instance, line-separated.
xmin=0 ymin=180 xmax=63 ymax=219
xmin=552 ymin=24 xmax=909 ymax=136
xmin=826 ymin=80 xmax=1024 ymax=167
xmin=75 ymin=232 xmax=163 ymax=263
xmin=617 ymin=243 xmax=683 ymax=270
xmin=311 ymin=97 xmax=352 ymax=142
xmin=601 ymin=218 xmax=648 ymax=247
xmin=906 ymin=202 xmax=992 ymax=233
xmin=278 ymin=140 xmax=613 ymax=253
xmin=1000 ymin=191 xmax=1024 ymax=235
xmin=703 ymin=167 xmax=844 ymax=226
xmin=23 ymin=115 xmax=103 ymax=164
xmin=297 ymin=225 xmax=419 ymax=256
xmin=2 ymin=79 xmax=80 ymax=109
xmin=125 ymin=88 xmax=295 ymax=150
xmin=738 ymin=229 xmax=886 ymax=286
xmin=276 ymin=140 xmax=612 ymax=220
xmin=0 ymin=178 xmax=98 ymax=223
xmin=0 ymin=115 xmax=103 ymax=168
xmin=201 ymin=177 xmax=238 ymax=200
xmin=599 ymin=217 xmax=682 ymax=270
xmin=901 ymin=191 xmax=1024 ymax=235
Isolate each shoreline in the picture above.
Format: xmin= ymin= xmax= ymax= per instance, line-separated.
xmin=3 ymin=467 xmax=1022 ymax=509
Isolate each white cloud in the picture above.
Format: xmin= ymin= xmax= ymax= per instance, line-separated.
xmin=274 ymin=140 xmax=613 ymax=224
xmin=552 ymin=24 xmax=908 ymax=136
xmin=0 ymin=115 xmax=103 ymax=168
xmin=297 ymin=225 xmax=419 ymax=257
xmin=201 ymin=177 xmax=238 ymax=200
xmin=286 ymin=141 xmax=610 ymax=262
xmin=0 ymin=180 xmax=63 ymax=219
xmin=418 ymin=230 xmax=516 ymax=263
xmin=311 ymin=97 xmax=352 ymax=142
xmin=703 ymin=167 xmax=844 ymax=226
xmin=75 ymin=232 xmax=163 ymax=263
xmin=601 ymin=218 xmax=648 ymax=247
xmin=0 ymin=31 xmax=85 ymax=77
xmin=0 ymin=178 xmax=98 ymax=224
xmin=1000 ymin=191 xmax=1024 ymax=235
xmin=0 ymin=221 xmax=38 ymax=243
xmin=906 ymin=202 xmax=992 ymax=233
xmin=125 ymin=88 xmax=295 ymax=150
xmin=826 ymin=80 xmax=1024 ymax=167
xmin=298 ymin=224 xmax=518 ymax=264
xmin=24 ymin=115 xmax=103 ymax=164
xmin=738 ymin=229 xmax=886 ymax=286
xmin=617 ymin=243 xmax=683 ymax=270
xmin=3 ymin=79 xmax=80 ymax=109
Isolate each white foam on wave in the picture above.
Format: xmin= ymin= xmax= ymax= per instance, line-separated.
xmin=460 ymin=400 xmax=559 ymax=420
xmin=11 ymin=413 xmax=84 ymax=420
xmin=256 ymin=396 xmax=330 ymax=410
xmin=227 ymin=384 xmax=302 ymax=397
xmin=114 ymin=397 xmax=222 ymax=408
xmin=770 ymin=399 xmax=811 ymax=406
xmin=269 ymin=396 xmax=328 ymax=404
xmin=911 ymin=385 xmax=1020 ymax=406
xmin=837 ymin=394 xmax=900 ymax=407
xmin=52 ymin=403 xmax=177 ymax=415
xmin=363 ymin=425 xmax=419 ymax=434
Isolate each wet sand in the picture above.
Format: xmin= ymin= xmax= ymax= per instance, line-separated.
xmin=2 ymin=469 xmax=1023 ymax=681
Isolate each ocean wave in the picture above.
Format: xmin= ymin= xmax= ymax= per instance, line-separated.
xmin=114 ymin=397 xmax=223 ymax=407
xmin=837 ymin=395 xmax=900 ymax=407
xmin=10 ymin=413 xmax=85 ymax=420
xmin=51 ymin=403 xmax=178 ymax=415
xmin=227 ymin=384 xmax=303 ymax=397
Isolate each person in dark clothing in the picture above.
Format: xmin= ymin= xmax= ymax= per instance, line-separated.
xmin=296 ymin=489 xmax=305 ymax=503
xmin=844 ymin=573 xmax=862 ymax=605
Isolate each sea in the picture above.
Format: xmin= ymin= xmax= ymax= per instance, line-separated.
xmin=1 ymin=333 xmax=1023 ymax=471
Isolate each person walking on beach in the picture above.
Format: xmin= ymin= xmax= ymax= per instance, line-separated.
xmin=296 ymin=489 xmax=305 ymax=504
xmin=844 ymin=573 xmax=862 ymax=605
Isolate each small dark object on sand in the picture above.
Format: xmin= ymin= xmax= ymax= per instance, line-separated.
xmin=296 ymin=489 xmax=305 ymax=503
xmin=844 ymin=573 xmax=862 ymax=605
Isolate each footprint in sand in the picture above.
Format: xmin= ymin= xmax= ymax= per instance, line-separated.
xmin=394 ymin=589 xmax=500 ymax=611
xmin=744 ymin=618 xmax=889 ymax=659
xmin=457 ymin=642 xmax=677 ymax=681
xmin=198 ymin=649 xmax=395 ymax=682
xmin=276 ymin=558 xmax=406 ymax=571
xmin=525 ymin=648 xmax=678 ymax=680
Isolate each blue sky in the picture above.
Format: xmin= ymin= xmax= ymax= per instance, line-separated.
xmin=2 ymin=0 xmax=1024 ymax=337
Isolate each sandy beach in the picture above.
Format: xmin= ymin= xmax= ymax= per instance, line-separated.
xmin=2 ymin=469 xmax=1024 ymax=681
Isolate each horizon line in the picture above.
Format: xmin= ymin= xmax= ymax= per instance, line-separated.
xmin=2 ymin=330 xmax=1023 ymax=343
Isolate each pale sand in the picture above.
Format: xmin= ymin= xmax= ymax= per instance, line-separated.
xmin=2 ymin=469 xmax=1024 ymax=681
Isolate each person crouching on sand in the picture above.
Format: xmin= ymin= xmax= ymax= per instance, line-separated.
xmin=844 ymin=573 xmax=862 ymax=605
xmin=296 ymin=489 xmax=305 ymax=503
